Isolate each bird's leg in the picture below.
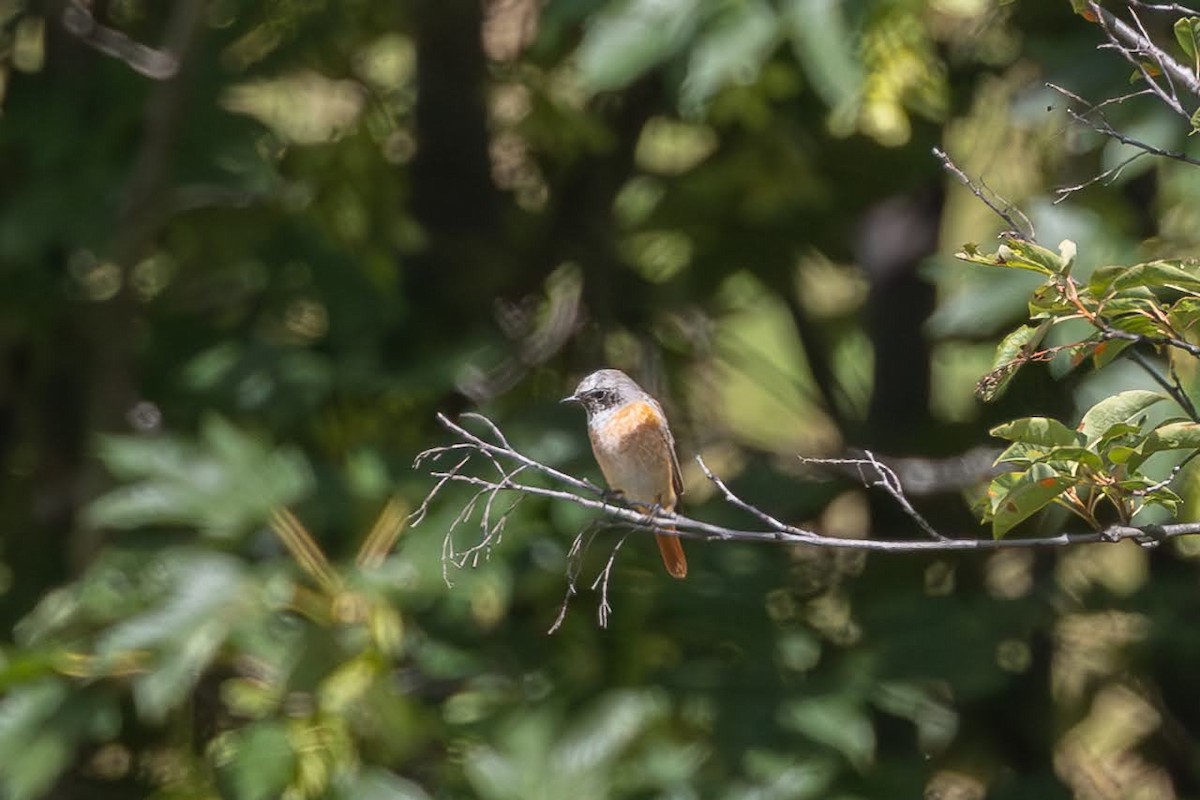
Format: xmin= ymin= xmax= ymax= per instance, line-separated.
xmin=599 ymin=487 xmax=627 ymax=505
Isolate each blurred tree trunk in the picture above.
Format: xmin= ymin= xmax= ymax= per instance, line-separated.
xmin=408 ymin=0 xmax=503 ymax=349
xmin=857 ymin=184 xmax=941 ymax=451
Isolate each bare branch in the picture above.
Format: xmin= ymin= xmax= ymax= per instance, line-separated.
xmin=932 ymin=147 xmax=1035 ymax=240
xmin=798 ymin=451 xmax=950 ymax=541
xmin=415 ymin=414 xmax=1200 ymax=559
xmin=695 ymin=456 xmax=802 ymax=538
xmin=1100 ymin=325 xmax=1200 ymax=358
xmin=62 ymin=0 xmax=184 ymax=79
xmin=1128 ymin=1 xmax=1200 ymax=12
xmin=1126 ymin=348 xmax=1200 ymax=421
xmin=1047 ymin=83 xmax=1200 ymax=203
xmin=590 ymin=533 xmax=631 ymax=629
xmin=547 ymin=523 xmax=606 ymax=634
xmin=1090 ymin=2 xmax=1200 ymax=117
xmin=1053 ymin=150 xmax=1149 ymax=203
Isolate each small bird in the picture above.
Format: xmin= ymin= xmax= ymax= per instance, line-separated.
xmin=562 ymin=369 xmax=687 ymax=579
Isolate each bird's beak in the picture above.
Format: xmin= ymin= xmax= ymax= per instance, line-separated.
xmin=560 ymin=393 xmax=579 ymax=404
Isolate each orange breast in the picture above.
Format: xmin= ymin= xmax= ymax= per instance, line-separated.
xmin=588 ymin=401 xmax=676 ymax=510
xmin=605 ymin=400 xmax=665 ymax=439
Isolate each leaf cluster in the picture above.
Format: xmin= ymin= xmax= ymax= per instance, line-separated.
xmin=962 ymin=237 xmax=1200 ymax=537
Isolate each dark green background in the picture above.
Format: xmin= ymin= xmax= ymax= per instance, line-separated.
xmin=2 ymin=0 xmax=1199 ymax=797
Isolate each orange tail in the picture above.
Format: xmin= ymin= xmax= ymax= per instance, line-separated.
xmin=656 ymin=528 xmax=687 ymax=579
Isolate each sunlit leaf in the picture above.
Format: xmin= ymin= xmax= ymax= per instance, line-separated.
xmin=217 ymin=721 xmax=297 ymax=800
xmin=1002 ymin=444 xmax=1103 ymax=472
xmin=990 ymin=462 xmax=1076 ymax=538
xmin=977 ymin=321 xmax=1050 ymax=401
xmin=330 ymin=768 xmax=433 ymax=800
xmin=0 ymin=681 xmax=119 ymax=800
xmin=1143 ymin=421 xmax=1200 ymax=453
xmin=779 ymin=695 xmax=875 ymax=770
xmin=1168 ymin=296 xmax=1200 ymax=333
xmin=86 ymin=415 xmax=313 ymax=540
xmin=1107 ymin=312 xmax=1170 ymax=338
xmin=576 ymin=0 xmax=700 ymax=92
xmin=871 ymin=681 xmax=958 ymax=753
xmin=553 ymin=689 xmax=668 ymax=775
xmin=1078 ymin=390 xmax=1164 ymax=444
xmin=1028 ymin=283 xmax=1075 ymax=318
xmin=680 ymin=0 xmax=778 ymax=115
xmin=96 ymin=551 xmax=251 ymax=722
xmin=956 ymin=237 xmax=1065 ymax=275
xmin=991 ymin=417 xmax=1082 ymax=447
xmin=1090 ymin=261 xmax=1200 ymax=297
xmin=1175 ymin=16 xmax=1200 ymax=58
xmin=781 ymin=0 xmax=863 ymax=109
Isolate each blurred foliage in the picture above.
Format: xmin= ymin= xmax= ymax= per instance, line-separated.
xmin=3 ymin=0 xmax=1200 ymax=798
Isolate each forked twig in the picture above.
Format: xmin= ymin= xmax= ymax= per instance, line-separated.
xmin=797 ymin=451 xmax=950 ymax=541
xmin=932 ymin=147 xmax=1035 ymax=240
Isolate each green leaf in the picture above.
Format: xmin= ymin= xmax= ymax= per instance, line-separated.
xmin=1028 ymin=283 xmax=1074 ymax=317
xmin=96 ymin=551 xmax=250 ymax=722
xmin=957 ymin=237 xmax=1066 ymax=276
xmin=218 ymin=721 xmax=297 ymax=800
xmin=781 ymin=0 xmax=863 ymax=109
xmin=1106 ymin=312 xmax=1170 ymax=338
xmin=86 ymin=415 xmax=313 ymax=540
xmin=576 ymin=0 xmax=701 ymax=92
xmin=1078 ymin=390 xmax=1164 ymax=444
xmin=1094 ymin=421 xmax=1145 ymax=446
xmin=680 ymin=0 xmax=778 ymax=115
xmin=1175 ymin=16 xmax=1200 ymax=58
xmin=331 ymin=769 xmax=433 ymax=800
xmin=1093 ymin=337 xmax=1133 ymax=369
xmin=1100 ymin=421 xmax=1158 ymax=470
xmin=1143 ymin=421 xmax=1200 ymax=454
xmin=779 ymin=695 xmax=875 ymax=770
xmin=1168 ymin=296 xmax=1200 ymax=333
xmin=989 ymin=463 xmax=1076 ymax=539
xmin=1038 ymin=446 xmax=1105 ymax=471
xmin=977 ymin=321 xmax=1050 ymax=401
xmin=554 ymin=689 xmax=668 ymax=774
xmin=1090 ymin=261 xmax=1200 ymax=297
xmin=994 ymin=442 xmax=1103 ymax=472
xmin=1003 ymin=238 xmax=1071 ymax=275
xmin=994 ymin=441 xmax=1046 ymax=467
xmin=1106 ymin=444 xmax=1140 ymax=465
xmin=0 ymin=681 xmax=69 ymax=790
xmin=0 ymin=682 xmax=119 ymax=800
xmin=990 ymin=417 xmax=1082 ymax=447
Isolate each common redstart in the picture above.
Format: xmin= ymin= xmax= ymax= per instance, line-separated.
xmin=562 ymin=369 xmax=687 ymax=579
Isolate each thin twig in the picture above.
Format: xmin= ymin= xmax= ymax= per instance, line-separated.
xmin=416 ymin=413 xmax=1200 ymax=554
xmin=1090 ymin=2 xmax=1200 ymax=117
xmin=1126 ymin=348 xmax=1200 ymax=421
xmin=932 ymin=148 xmax=1035 ymax=240
xmin=547 ymin=524 xmax=600 ymax=634
xmin=1101 ymin=326 xmax=1200 ymax=358
xmin=798 ymin=451 xmax=950 ymax=541
xmin=590 ymin=533 xmax=631 ymax=629
xmin=62 ymin=0 xmax=183 ymax=79
xmin=695 ymin=457 xmax=798 ymax=538
xmin=1128 ymin=1 xmax=1200 ymax=12
xmin=1046 ymin=82 xmax=1200 ymax=201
